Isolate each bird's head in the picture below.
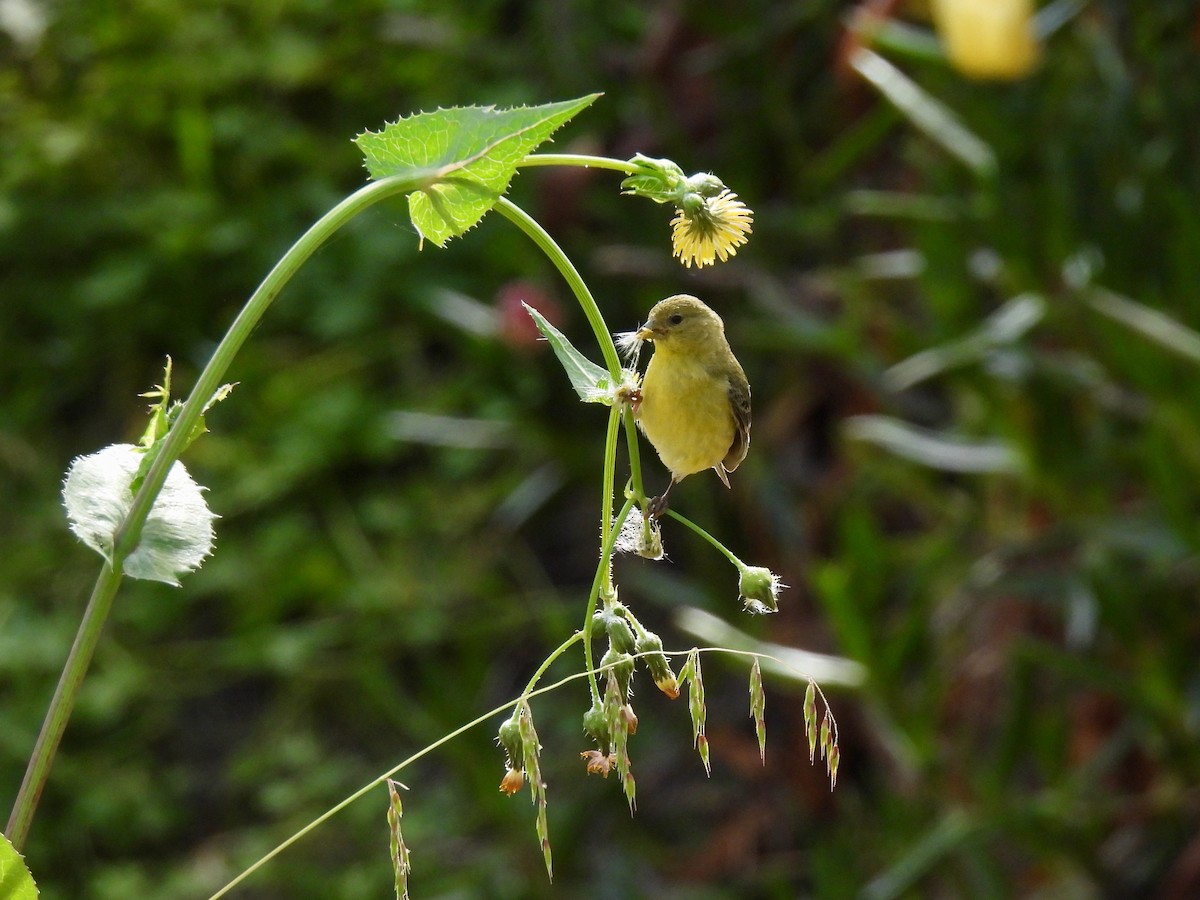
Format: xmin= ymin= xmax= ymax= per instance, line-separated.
xmin=635 ymin=294 xmax=725 ymax=352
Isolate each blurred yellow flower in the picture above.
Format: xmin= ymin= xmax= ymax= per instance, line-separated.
xmin=931 ymin=0 xmax=1040 ymax=81
xmin=670 ymin=189 xmax=753 ymax=268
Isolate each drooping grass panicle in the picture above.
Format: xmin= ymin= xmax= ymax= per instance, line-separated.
xmin=680 ymin=649 xmax=710 ymax=776
xmin=386 ymin=779 xmax=411 ymax=900
xmin=749 ymin=658 xmax=766 ymax=764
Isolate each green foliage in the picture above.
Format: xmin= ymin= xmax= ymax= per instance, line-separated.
xmin=355 ymin=96 xmax=599 ymax=246
xmin=0 ymin=834 xmax=38 ymax=900
xmin=521 ymin=302 xmax=616 ymax=403
xmin=5 ymin=1 xmax=1200 ymax=897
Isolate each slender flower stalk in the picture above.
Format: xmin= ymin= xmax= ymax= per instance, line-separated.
xmin=519 ymin=153 xmax=640 ymax=175
xmin=6 ymin=173 xmax=423 ymax=850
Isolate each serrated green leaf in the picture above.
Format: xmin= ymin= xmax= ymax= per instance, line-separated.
xmin=354 ymin=95 xmax=600 ymax=247
xmin=523 ymin=302 xmax=617 ymax=403
xmin=0 ymin=832 xmax=39 ymax=900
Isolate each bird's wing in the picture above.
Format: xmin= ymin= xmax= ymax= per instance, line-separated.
xmin=722 ymin=374 xmax=752 ymax=475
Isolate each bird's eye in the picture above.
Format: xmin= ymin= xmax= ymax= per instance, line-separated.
xmin=668 ymin=313 xmax=684 ymax=325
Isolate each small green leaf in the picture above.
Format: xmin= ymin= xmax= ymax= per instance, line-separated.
xmin=355 ymin=95 xmax=600 ymax=247
xmin=132 ymin=359 xmax=235 ymax=497
xmin=523 ymin=302 xmax=618 ymax=403
xmin=138 ymin=355 xmax=175 ymax=451
xmin=0 ymin=832 xmax=39 ymax=900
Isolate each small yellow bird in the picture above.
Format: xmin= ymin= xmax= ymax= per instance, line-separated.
xmin=633 ymin=294 xmax=751 ymax=515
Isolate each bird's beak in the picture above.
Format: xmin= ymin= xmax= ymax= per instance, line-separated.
xmin=636 ymin=324 xmax=659 ymax=341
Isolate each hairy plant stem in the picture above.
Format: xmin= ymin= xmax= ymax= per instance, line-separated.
xmin=520 ymin=153 xmax=640 ymax=175
xmin=493 ymin=198 xmax=622 ymax=379
xmin=492 ymin=197 xmax=633 ymax=703
xmin=4 ymin=564 xmax=122 ymax=847
xmin=13 ymin=157 xmax=650 ymax=853
xmin=666 ymin=508 xmax=745 ymax=568
xmin=515 ymin=632 xmax=586 ymax=713
xmin=622 ymin=406 xmax=648 ymax=508
xmin=207 ymin=659 xmax=610 ymax=900
xmin=5 ymin=173 xmax=423 ymax=849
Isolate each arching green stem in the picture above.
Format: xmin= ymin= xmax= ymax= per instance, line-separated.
xmin=492 ymin=198 xmax=623 ymax=380
xmin=666 ymin=508 xmax=744 ymax=567
xmin=520 ymin=153 xmax=641 ymax=175
xmin=5 ymin=173 xmax=424 ymax=850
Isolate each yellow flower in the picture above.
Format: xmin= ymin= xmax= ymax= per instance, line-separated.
xmin=931 ymin=0 xmax=1040 ymax=81
xmin=670 ymin=189 xmax=753 ymax=268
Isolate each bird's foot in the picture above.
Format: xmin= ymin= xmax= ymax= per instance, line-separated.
xmin=645 ymin=493 xmax=670 ymax=519
xmin=616 ymin=385 xmax=643 ymax=415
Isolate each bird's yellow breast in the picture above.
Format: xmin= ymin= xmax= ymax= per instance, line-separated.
xmin=637 ymin=350 xmax=735 ymax=480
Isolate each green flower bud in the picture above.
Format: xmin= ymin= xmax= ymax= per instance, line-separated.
xmin=679 ymin=191 xmax=709 ymax=216
xmin=582 ymin=702 xmax=610 ymax=746
xmin=619 ymin=154 xmax=688 ymax=204
xmin=738 ymin=564 xmax=782 ymax=614
xmin=635 ymin=515 xmax=664 ymax=560
xmin=683 ymin=172 xmax=725 ymax=198
xmin=601 ymin=647 xmax=635 ymax=698
xmin=497 ymin=715 xmax=524 ymax=764
xmin=635 ymin=631 xmax=679 ymax=699
xmin=606 ymin=615 xmax=636 ymax=655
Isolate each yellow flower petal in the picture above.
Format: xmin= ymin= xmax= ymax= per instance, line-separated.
xmin=670 ymin=189 xmax=753 ymax=268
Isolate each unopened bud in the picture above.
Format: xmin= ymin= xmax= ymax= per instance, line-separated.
xmin=620 ymin=703 xmax=638 ymax=735
xmin=606 ymin=615 xmax=636 ymax=655
xmin=601 ymin=647 xmax=635 ymax=697
xmin=619 ymin=154 xmax=688 ymax=204
xmin=582 ymin=702 xmax=610 ymax=746
xmin=497 ymin=715 xmax=524 ymax=763
xmin=683 ymin=172 xmax=725 ymax=198
xmin=637 ymin=516 xmax=664 ymax=559
xmin=738 ymin=564 xmax=782 ymax=614
xmin=636 ymin=631 xmax=679 ymax=699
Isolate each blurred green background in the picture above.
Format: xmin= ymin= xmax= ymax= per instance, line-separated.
xmin=3 ymin=1 xmax=1200 ymax=897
